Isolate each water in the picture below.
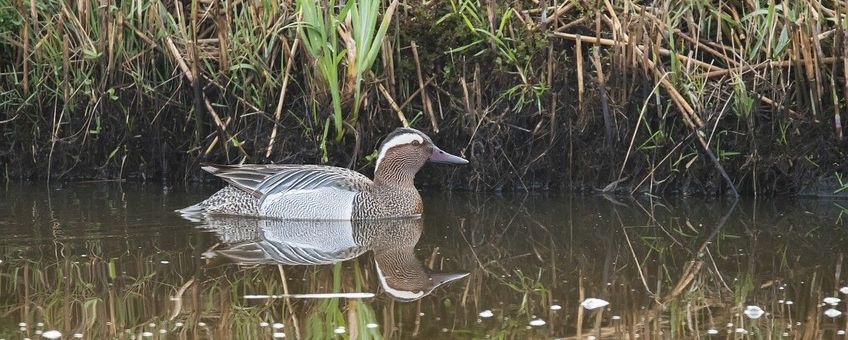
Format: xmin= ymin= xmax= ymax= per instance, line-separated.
xmin=2 ymin=183 xmax=848 ymax=338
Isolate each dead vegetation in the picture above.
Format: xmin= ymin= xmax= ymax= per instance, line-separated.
xmin=0 ymin=0 xmax=846 ymax=195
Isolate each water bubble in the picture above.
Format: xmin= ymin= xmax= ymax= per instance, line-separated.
xmin=840 ymin=287 xmax=848 ymax=295
xmin=36 ymin=322 xmax=44 ymax=327
xmin=174 ymin=322 xmax=184 ymax=327
xmin=785 ymin=301 xmax=794 ymax=305
xmin=198 ymin=322 xmax=207 ymax=327
xmin=837 ymin=330 xmax=845 ymax=335
xmin=148 ymin=323 xmax=156 ymax=327
xmin=581 ymin=298 xmax=610 ymax=310
xmin=418 ymin=312 xmax=425 ymax=316
xmin=611 ymin=316 xmax=621 ymax=320
xmin=782 ymin=332 xmax=790 ymax=336
xmin=260 ymin=322 xmax=269 ymax=327
xmin=35 ymin=330 xmax=42 ymax=335
xmin=824 ymin=297 xmax=842 ymax=306
xmin=735 ymin=328 xmax=748 ymax=334
xmin=273 ymin=332 xmax=286 ymax=338
xmin=73 ymin=334 xmax=83 ymax=338
xmin=549 ymin=304 xmax=562 ymax=310
xmin=744 ymin=306 xmax=765 ymax=319
xmin=707 ymin=329 xmax=718 ymax=335
xmin=366 ymin=323 xmax=378 ymax=329
xmin=142 ymin=332 xmax=153 ymax=337
xmin=479 ymin=310 xmax=494 ymax=318
xmin=160 ymin=260 xmax=170 ymax=264
xmin=726 ymin=323 xmax=733 ymax=328
xmin=159 ymin=329 xmax=166 ymax=334
xmin=18 ymin=323 xmax=25 ymax=327
xmin=529 ymin=319 xmax=546 ymax=326
xmin=441 ymin=328 xmax=448 ymax=332
xmin=778 ymin=300 xmax=785 ymax=304
xmin=825 ymin=309 xmax=842 ymax=318
xmin=334 ymin=327 xmax=345 ymax=334
xmin=272 ymin=323 xmax=284 ymax=329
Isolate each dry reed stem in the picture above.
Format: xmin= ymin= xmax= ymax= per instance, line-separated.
xmin=266 ymin=36 xmax=301 ymax=158
xmin=411 ymin=42 xmax=438 ymax=132
xmin=591 ymin=45 xmax=613 ymax=150
xmin=396 ymin=77 xmax=434 ymax=112
xmin=531 ymin=2 xmax=576 ymax=32
xmin=377 ymin=83 xmax=409 ymax=127
xmin=165 ymin=35 xmax=245 ymax=158
xmin=576 ymin=36 xmax=584 ymax=111
xmin=618 ymin=75 xmax=666 ymax=181
xmin=554 ymin=32 xmax=724 ymax=73
xmin=701 ymin=57 xmax=840 ymax=78
xmin=576 ymin=268 xmax=584 ymax=339
xmin=276 ymin=265 xmax=301 ymax=339
xmin=21 ymin=6 xmax=29 ymax=96
xmin=169 ymin=278 xmax=195 ymax=321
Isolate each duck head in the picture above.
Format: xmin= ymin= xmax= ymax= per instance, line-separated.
xmin=374 ymin=247 xmax=469 ymax=302
xmin=374 ymin=128 xmax=468 ymax=184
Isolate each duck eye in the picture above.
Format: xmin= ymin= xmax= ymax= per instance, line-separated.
xmin=411 ymin=140 xmax=421 ymax=146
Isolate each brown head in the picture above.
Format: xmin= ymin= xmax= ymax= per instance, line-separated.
xmin=374 ymin=246 xmax=469 ymax=302
xmin=374 ymin=127 xmax=468 ymax=187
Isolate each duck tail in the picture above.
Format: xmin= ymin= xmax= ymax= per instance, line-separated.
xmin=176 ymin=202 xmax=207 ymax=222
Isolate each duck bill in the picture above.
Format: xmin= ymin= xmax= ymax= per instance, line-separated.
xmin=429 ymin=146 xmax=469 ymax=165
xmin=431 ymin=272 xmax=470 ymax=288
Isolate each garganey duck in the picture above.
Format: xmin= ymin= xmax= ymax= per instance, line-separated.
xmin=181 ymin=127 xmax=468 ymax=220
xmin=201 ymin=216 xmax=469 ymax=301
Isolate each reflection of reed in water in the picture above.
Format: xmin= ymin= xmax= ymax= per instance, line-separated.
xmin=198 ymin=216 xmax=468 ymax=301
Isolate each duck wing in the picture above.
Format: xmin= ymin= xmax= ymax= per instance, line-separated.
xmin=201 ymin=164 xmax=372 ymax=202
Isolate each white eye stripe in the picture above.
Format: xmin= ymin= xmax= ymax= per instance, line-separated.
xmin=375 ymin=133 xmax=424 ymax=171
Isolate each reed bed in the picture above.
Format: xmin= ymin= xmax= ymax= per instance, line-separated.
xmin=1 ymin=0 xmax=846 ymax=195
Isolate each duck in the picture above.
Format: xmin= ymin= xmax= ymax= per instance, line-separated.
xmin=200 ymin=216 xmax=469 ymax=301
xmin=180 ymin=127 xmax=468 ymax=220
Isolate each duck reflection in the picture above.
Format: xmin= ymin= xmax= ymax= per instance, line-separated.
xmin=197 ymin=216 xmax=468 ymax=301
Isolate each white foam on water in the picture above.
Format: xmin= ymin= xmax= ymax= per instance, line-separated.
xmin=825 ymin=309 xmax=842 ymax=318
xmin=744 ymin=305 xmax=765 ymax=319
xmin=824 ymin=297 xmax=841 ymax=306
xmin=529 ymin=319 xmax=546 ymax=326
xmin=581 ymin=298 xmax=609 ymax=310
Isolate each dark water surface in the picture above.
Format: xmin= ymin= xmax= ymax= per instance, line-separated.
xmin=2 ymin=184 xmax=848 ymax=339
